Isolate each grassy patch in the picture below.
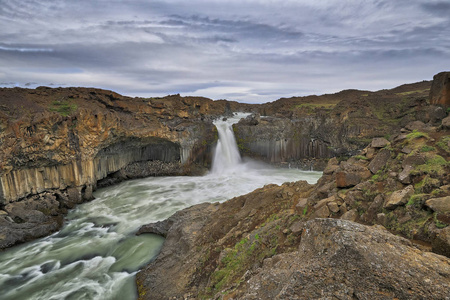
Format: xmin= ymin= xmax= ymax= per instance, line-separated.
xmin=412 ymin=155 xmax=448 ymax=177
xmin=406 ymin=130 xmax=429 ymax=140
xmin=354 ymin=155 xmax=369 ymax=160
xmin=436 ymin=136 xmax=450 ymax=154
xmin=294 ymin=103 xmax=336 ymax=114
xmin=395 ymin=89 xmax=430 ymax=96
xmin=414 ymin=175 xmax=441 ymax=194
xmin=209 ymin=230 xmax=279 ymax=295
xmin=49 ymin=100 xmax=77 ymax=116
xmin=434 ymin=213 xmax=448 ymax=228
xmin=420 ymin=145 xmax=436 ymax=152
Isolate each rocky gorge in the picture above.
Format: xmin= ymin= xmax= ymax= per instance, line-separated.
xmin=136 ymin=73 xmax=450 ymax=299
xmin=0 ymin=88 xmax=250 ymax=248
xmin=0 ymin=72 xmax=449 ymax=299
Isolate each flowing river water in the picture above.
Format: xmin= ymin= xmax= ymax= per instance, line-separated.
xmin=0 ymin=113 xmax=322 ymax=300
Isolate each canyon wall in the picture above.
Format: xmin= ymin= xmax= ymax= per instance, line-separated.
xmin=0 ymin=87 xmax=249 ymax=247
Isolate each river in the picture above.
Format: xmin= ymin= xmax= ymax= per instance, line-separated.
xmin=0 ymin=113 xmax=322 ymax=300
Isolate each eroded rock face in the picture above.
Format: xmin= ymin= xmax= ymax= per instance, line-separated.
xmin=430 ymin=71 xmax=450 ymax=107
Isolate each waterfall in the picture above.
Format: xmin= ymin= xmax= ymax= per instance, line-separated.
xmin=211 ymin=113 xmax=248 ymax=174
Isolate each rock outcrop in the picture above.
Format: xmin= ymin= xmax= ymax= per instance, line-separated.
xmin=430 ymin=71 xmax=450 ymax=107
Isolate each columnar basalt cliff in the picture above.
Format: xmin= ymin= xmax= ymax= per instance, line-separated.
xmin=0 ymin=87 xmax=250 ymax=248
xmin=233 ymin=81 xmax=446 ymax=170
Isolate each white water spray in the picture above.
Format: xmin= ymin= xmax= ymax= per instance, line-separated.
xmin=211 ymin=113 xmax=247 ymax=174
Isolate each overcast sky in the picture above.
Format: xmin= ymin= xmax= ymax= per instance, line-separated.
xmin=0 ymin=0 xmax=449 ymax=103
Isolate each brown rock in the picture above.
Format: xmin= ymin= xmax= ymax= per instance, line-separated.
xmin=442 ymin=116 xmax=450 ymax=129
xmin=371 ymin=137 xmax=390 ymax=148
xmin=314 ymin=195 xmax=336 ymax=209
xmin=432 ymin=226 xmax=450 ymax=257
xmin=340 ymin=208 xmax=358 ymax=221
xmin=426 ymin=196 xmax=450 ymax=213
xmin=366 ymin=147 xmax=376 ymax=159
xmin=398 ymin=165 xmax=414 ymax=184
xmin=405 ymin=120 xmax=426 ymax=131
xmin=377 ymin=213 xmax=387 ymax=226
xmin=295 ymin=198 xmax=308 ymax=210
xmin=429 ymin=71 xmax=450 ymax=107
xmin=327 ymin=201 xmax=340 ymax=213
xmin=323 ymin=157 xmax=339 ymax=175
xmin=384 ymin=185 xmax=415 ymax=209
xmin=312 ymin=205 xmax=330 ymax=218
xmin=336 ymin=171 xmax=361 ymax=188
xmin=368 ymin=149 xmax=391 ymax=174
xmin=394 ymin=134 xmax=408 ymax=142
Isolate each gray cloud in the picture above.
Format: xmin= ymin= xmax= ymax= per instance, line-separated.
xmin=0 ymin=0 xmax=448 ymax=103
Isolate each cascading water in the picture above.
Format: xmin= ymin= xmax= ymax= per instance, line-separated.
xmin=211 ymin=113 xmax=245 ymax=174
xmin=0 ymin=113 xmax=322 ymax=300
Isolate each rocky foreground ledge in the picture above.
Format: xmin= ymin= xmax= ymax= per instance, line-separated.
xmin=137 ymin=115 xmax=450 ymax=299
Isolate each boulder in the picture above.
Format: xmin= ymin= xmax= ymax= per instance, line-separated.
xmin=312 ymin=205 xmax=330 ymax=218
xmin=442 ymin=116 xmax=450 ymax=129
xmin=327 ymin=201 xmax=340 ymax=213
xmin=425 ymin=196 xmax=450 ymax=214
xmin=371 ymin=137 xmax=390 ymax=148
xmin=398 ymin=165 xmax=414 ymax=184
xmin=336 ymin=171 xmax=361 ymax=188
xmin=340 ymin=208 xmax=358 ymax=221
xmin=384 ymin=185 xmax=415 ymax=209
xmin=368 ymin=149 xmax=391 ymax=174
xmin=295 ymin=198 xmax=308 ymax=210
xmin=405 ymin=120 xmax=427 ymax=132
xmin=432 ymin=226 xmax=450 ymax=257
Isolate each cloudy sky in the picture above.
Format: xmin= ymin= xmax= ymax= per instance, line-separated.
xmin=0 ymin=0 xmax=449 ymax=103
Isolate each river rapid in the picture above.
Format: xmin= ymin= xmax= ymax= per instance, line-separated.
xmin=0 ymin=114 xmax=322 ymax=300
